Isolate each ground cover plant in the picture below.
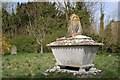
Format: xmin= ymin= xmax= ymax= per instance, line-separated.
xmin=2 ymin=53 xmax=119 ymax=79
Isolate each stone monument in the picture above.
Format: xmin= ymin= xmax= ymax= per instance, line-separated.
xmin=11 ymin=45 xmax=17 ymax=55
xmin=46 ymin=14 xmax=103 ymax=75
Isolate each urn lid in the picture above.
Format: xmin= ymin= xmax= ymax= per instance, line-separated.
xmin=47 ymin=35 xmax=103 ymax=46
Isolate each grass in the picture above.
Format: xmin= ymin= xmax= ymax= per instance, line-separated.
xmin=2 ymin=52 xmax=119 ymax=79
xmin=2 ymin=52 xmax=55 ymax=78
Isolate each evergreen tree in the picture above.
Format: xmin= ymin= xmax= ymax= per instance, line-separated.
xmin=2 ymin=6 xmax=11 ymax=36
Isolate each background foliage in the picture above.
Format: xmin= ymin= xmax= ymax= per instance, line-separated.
xmin=10 ymin=35 xmax=37 ymax=53
xmin=1 ymin=2 xmax=120 ymax=54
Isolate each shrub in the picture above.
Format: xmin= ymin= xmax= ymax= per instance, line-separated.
xmin=10 ymin=35 xmax=38 ymax=53
xmin=1 ymin=35 xmax=12 ymax=55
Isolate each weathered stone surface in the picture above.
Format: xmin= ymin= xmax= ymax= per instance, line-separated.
xmin=79 ymin=69 xmax=86 ymax=73
xmin=44 ymin=66 xmax=102 ymax=75
xmin=46 ymin=14 xmax=103 ymax=76
xmin=49 ymin=46 xmax=98 ymax=68
xmin=47 ymin=35 xmax=103 ymax=46
xmin=47 ymin=35 xmax=103 ymax=69
xmin=47 ymin=34 xmax=103 ymax=75
xmin=11 ymin=45 xmax=17 ymax=55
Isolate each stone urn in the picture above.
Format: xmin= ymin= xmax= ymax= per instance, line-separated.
xmin=47 ymin=35 xmax=103 ymax=70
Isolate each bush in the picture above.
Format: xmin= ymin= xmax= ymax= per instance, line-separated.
xmin=1 ymin=35 xmax=12 ymax=55
xmin=10 ymin=35 xmax=38 ymax=53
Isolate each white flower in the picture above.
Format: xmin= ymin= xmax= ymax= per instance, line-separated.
xmin=14 ymin=68 xmax=17 ymax=70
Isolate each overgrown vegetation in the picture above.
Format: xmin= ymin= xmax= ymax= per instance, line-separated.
xmin=2 ymin=53 xmax=119 ymax=78
xmin=1 ymin=35 xmax=11 ymax=55
xmin=2 ymin=2 xmax=120 ymax=54
xmin=2 ymin=2 xmax=94 ymax=54
xmin=10 ymin=35 xmax=37 ymax=53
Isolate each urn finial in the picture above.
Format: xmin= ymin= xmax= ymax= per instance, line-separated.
xmin=68 ymin=14 xmax=83 ymax=37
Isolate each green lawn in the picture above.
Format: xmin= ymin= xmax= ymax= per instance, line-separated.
xmin=2 ymin=52 xmax=119 ymax=78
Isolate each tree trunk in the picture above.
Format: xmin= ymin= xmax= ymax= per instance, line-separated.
xmin=64 ymin=1 xmax=69 ymax=31
xmin=100 ymin=3 xmax=104 ymax=53
xmin=36 ymin=38 xmax=43 ymax=53
xmin=40 ymin=38 xmax=43 ymax=53
xmin=14 ymin=26 xmax=17 ymax=38
xmin=40 ymin=43 xmax=43 ymax=53
xmin=99 ymin=3 xmax=104 ymax=36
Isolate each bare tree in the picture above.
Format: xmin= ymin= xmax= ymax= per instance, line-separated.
xmin=24 ymin=3 xmax=46 ymax=53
